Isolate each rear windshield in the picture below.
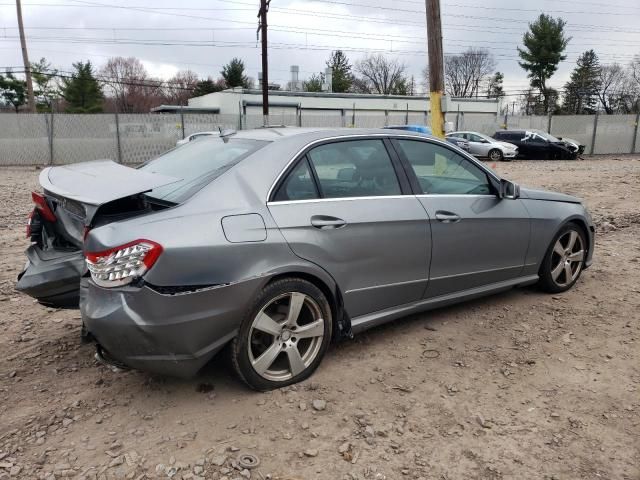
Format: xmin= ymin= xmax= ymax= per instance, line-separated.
xmin=140 ymin=137 xmax=268 ymax=203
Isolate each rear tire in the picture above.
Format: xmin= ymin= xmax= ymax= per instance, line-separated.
xmin=538 ymin=223 xmax=587 ymax=293
xmin=231 ymin=278 xmax=332 ymax=391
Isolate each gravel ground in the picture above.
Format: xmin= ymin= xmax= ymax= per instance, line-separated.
xmin=0 ymin=156 xmax=639 ymax=480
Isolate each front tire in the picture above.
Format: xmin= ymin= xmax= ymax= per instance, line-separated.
xmin=231 ymin=278 xmax=332 ymax=391
xmin=538 ymin=223 xmax=587 ymax=293
xmin=488 ymin=149 xmax=504 ymax=162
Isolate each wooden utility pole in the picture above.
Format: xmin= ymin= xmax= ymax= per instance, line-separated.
xmin=15 ymin=0 xmax=36 ymax=113
xmin=258 ymin=0 xmax=270 ymax=126
xmin=425 ymin=0 xmax=445 ymax=138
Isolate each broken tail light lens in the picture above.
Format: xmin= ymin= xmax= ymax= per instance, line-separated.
xmin=85 ymin=240 xmax=163 ymax=288
xmin=31 ymin=192 xmax=56 ymax=222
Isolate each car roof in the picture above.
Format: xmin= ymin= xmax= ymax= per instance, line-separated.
xmin=209 ymin=127 xmax=437 ymax=143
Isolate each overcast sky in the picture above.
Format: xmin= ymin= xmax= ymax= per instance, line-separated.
xmin=1 ymin=0 xmax=639 ymax=99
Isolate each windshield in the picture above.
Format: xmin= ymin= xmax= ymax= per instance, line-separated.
xmin=140 ymin=137 xmax=268 ymax=203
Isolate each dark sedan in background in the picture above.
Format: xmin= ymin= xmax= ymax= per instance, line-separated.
xmin=493 ymin=129 xmax=581 ymax=160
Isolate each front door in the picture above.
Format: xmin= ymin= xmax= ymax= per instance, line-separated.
xmin=391 ymin=138 xmax=530 ymax=298
xmin=268 ymin=138 xmax=431 ymax=318
xmin=466 ymin=133 xmax=491 ymax=157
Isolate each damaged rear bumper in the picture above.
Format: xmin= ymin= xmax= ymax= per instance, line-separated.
xmin=80 ymin=276 xmax=264 ymax=377
xmin=16 ymin=245 xmax=84 ymax=308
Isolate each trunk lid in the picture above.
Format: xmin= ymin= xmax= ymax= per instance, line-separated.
xmin=40 ymin=160 xmax=180 ymax=246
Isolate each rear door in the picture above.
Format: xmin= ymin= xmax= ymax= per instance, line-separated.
xmin=268 ymin=138 xmax=431 ymax=318
xmin=391 ymin=138 xmax=530 ymax=298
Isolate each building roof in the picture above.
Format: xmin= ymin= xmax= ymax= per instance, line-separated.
xmin=150 ymin=105 xmax=221 ymax=114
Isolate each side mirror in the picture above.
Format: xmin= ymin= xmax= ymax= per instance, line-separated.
xmin=499 ymin=179 xmax=520 ymax=199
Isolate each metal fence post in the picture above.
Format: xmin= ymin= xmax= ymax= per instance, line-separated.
xmin=590 ymin=112 xmax=599 ymax=155
xmin=632 ymin=111 xmax=640 ymax=153
xmin=114 ymin=111 xmax=123 ymax=164
xmin=180 ymin=108 xmax=185 ymax=139
xmin=405 ymin=103 xmax=409 ymax=125
xmin=48 ymin=111 xmax=54 ymax=165
xmin=547 ymin=112 xmax=553 ymax=134
xmin=384 ymin=110 xmax=389 ymax=126
xmin=341 ymin=109 xmax=346 ymax=127
xmin=503 ymin=111 xmax=508 ymax=130
xmin=351 ymin=103 xmax=356 ymax=127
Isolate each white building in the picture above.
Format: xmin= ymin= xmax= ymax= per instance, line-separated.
xmin=184 ymin=87 xmax=505 ymax=129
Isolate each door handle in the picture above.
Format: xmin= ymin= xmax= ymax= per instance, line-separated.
xmin=435 ymin=211 xmax=461 ymax=223
xmin=311 ymin=215 xmax=347 ymax=229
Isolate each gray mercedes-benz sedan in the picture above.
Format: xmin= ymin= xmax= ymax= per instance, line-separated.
xmin=17 ymin=128 xmax=595 ymax=390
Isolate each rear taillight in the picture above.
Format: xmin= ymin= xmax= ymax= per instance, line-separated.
xmin=31 ymin=192 xmax=56 ymax=222
xmin=85 ymin=239 xmax=163 ymax=288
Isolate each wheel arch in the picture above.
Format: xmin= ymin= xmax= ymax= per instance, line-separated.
xmin=560 ymin=217 xmax=591 ymax=265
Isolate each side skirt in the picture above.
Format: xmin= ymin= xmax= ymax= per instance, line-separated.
xmin=350 ymin=274 xmax=539 ymax=334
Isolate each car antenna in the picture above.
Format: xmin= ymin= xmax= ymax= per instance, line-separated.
xmin=218 ymin=127 xmax=237 ymax=143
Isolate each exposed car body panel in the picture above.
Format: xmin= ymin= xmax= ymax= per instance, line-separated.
xmin=16 ymin=245 xmax=85 ymax=307
xmin=80 ymin=276 xmax=264 ymax=377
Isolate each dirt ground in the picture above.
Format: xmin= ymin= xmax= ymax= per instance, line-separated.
xmin=0 ymin=156 xmax=639 ymax=480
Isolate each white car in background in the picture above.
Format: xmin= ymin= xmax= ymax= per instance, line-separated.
xmin=176 ymin=131 xmax=217 ymax=147
xmin=447 ymin=131 xmax=518 ymax=162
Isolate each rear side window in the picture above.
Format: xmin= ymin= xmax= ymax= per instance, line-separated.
xmin=307 ymin=140 xmax=401 ymax=198
xmin=141 ymin=137 xmax=267 ymax=203
xmin=273 ymin=159 xmax=318 ymax=201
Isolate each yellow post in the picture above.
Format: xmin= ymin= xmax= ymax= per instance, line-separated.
xmin=430 ymin=91 xmax=445 ymax=139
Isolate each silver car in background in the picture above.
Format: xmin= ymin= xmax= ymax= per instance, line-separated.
xmin=447 ymin=131 xmax=518 ymax=162
xmin=17 ymin=128 xmax=594 ymax=391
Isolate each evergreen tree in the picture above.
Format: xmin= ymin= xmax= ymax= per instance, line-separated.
xmin=61 ymin=61 xmax=103 ymax=113
xmin=221 ymin=58 xmax=250 ymax=88
xmin=303 ymin=73 xmax=324 ymax=92
xmin=326 ymin=50 xmax=353 ymax=93
xmin=192 ymin=78 xmax=225 ymax=97
xmin=0 ymin=71 xmax=27 ymax=113
xmin=518 ymin=14 xmax=571 ymax=113
xmin=486 ymin=72 xmax=504 ymax=98
xmin=563 ymin=50 xmax=601 ymax=114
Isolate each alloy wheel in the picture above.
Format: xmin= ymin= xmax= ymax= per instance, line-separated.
xmin=490 ymin=149 xmax=502 ymax=161
xmin=248 ymin=292 xmax=325 ymax=381
xmin=550 ymin=230 xmax=585 ymax=287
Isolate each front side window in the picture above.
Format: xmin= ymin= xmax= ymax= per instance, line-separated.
xmin=307 ymin=140 xmax=401 ymax=198
xmin=394 ymin=139 xmax=492 ymax=195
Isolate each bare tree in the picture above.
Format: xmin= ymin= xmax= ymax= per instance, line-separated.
xmin=354 ymin=54 xmax=408 ymax=95
xmin=100 ymin=57 xmax=163 ymax=113
xmin=163 ymin=70 xmax=199 ymax=106
xmin=597 ymin=64 xmax=626 ymax=114
xmin=444 ymin=48 xmax=496 ymax=98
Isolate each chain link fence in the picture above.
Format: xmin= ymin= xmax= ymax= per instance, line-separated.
xmin=1 ymin=111 xmax=639 ymax=166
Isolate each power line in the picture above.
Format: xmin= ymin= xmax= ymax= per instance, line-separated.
xmin=1 ymin=34 xmax=638 ymax=63
xmin=7 ymin=0 xmax=640 ymax=34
